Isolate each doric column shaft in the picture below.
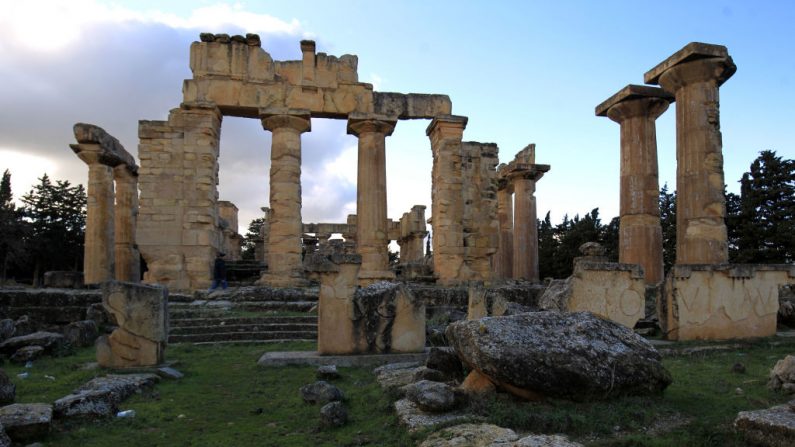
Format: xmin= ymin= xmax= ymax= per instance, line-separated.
xmin=512 ymin=177 xmax=538 ymax=281
xmin=113 ymin=165 xmax=140 ymax=282
xmin=601 ymin=89 xmax=671 ymax=285
xmin=81 ymin=153 xmax=115 ymax=284
xmin=426 ymin=115 xmax=468 ymax=285
xmin=495 ymin=185 xmax=514 ymax=279
xmin=348 ymin=117 xmax=396 ymax=283
xmin=657 ymin=57 xmax=734 ymax=264
xmin=260 ymin=112 xmax=311 ymax=286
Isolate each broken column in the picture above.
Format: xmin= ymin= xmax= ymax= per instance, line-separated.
xmin=258 ymin=109 xmax=311 ymax=287
xmin=113 ymin=165 xmax=140 ymax=282
xmin=645 ymin=42 xmax=736 ymax=264
xmin=348 ymin=114 xmax=397 ymax=284
xmin=71 ymin=123 xmax=138 ymax=285
xmin=397 ymin=205 xmax=428 ymax=264
xmin=96 ymin=281 xmax=168 ymax=368
xmin=427 ymin=115 xmax=469 ymax=285
xmin=596 ymin=85 xmax=673 ymax=285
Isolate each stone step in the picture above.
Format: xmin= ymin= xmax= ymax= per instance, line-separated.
xmin=167 ymin=287 xmax=319 ymax=303
xmin=169 ymin=323 xmax=317 ymax=335
xmin=169 ymin=316 xmax=316 ymax=327
xmin=169 ymin=301 xmax=317 ymax=312
xmin=168 ymin=331 xmax=316 ymax=344
xmin=184 ymin=339 xmax=315 ymax=346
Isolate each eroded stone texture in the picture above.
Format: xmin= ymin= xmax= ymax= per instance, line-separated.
xmin=661 ymin=265 xmax=795 ymax=340
xmin=495 ymin=184 xmax=514 ymax=280
xmin=596 ymin=85 xmax=673 ymax=285
xmin=217 ymin=201 xmax=242 ymax=260
xmin=96 ymin=281 xmax=168 ymax=368
xmin=258 ymin=110 xmax=311 ymax=287
xmin=112 ymin=165 xmax=140 ymax=282
xmin=461 ymin=142 xmax=499 ymax=281
xmin=645 ymin=42 xmax=736 ymax=264
xmin=398 ymin=205 xmax=428 ymax=265
xmin=0 ymin=403 xmax=51 ymax=442
xmin=348 ymin=115 xmax=397 ymax=284
xmin=137 ymin=104 xmax=223 ymax=290
xmin=734 ymin=401 xmax=795 ymax=447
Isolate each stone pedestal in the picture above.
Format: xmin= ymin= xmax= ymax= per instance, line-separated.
xmin=348 ymin=115 xmax=397 ymax=285
xmin=495 ymin=184 xmax=514 ymax=280
xmin=662 ymin=265 xmax=795 ymax=340
xmin=113 ymin=165 xmax=140 ymax=282
xmin=596 ymin=85 xmax=673 ymax=285
xmin=427 ymin=115 xmax=469 ymax=285
xmin=645 ymin=43 xmax=736 ymax=264
xmin=258 ymin=111 xmax=311 ymax=287
xmin=83 ymin=157 xmax=116 ymax=285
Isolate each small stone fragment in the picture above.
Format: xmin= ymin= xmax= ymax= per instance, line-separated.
xmin=300 ymin=381 xmax=344 ymax=405
xmin=0 ymin=369 xmax=15 ymax=404
xmin=156 ymin=367 xmax=184 ymax=380
xmin=319 ymin=401 xmax=347 ymax=427
xmin=402 ymin=380 xmax=463 ymax=413
xmin=63 ymin=320 xmax=99 ymax=347
xmin=316 ymin=365 xmax=339 ymax=380
xmin=10 ymin=346 xmax=44 ymax=364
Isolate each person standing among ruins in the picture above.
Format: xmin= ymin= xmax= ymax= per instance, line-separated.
xmin=210 ymin=253 xmax=228 ymax=290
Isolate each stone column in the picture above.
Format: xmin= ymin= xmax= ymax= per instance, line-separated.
xmin=596 ymin=85 xmax=673 ymax=284
xmin=495 ymin=181 xmax=514 ymax=279
xmin=113 ymin=165 xmax=140 ymax=282
xmin=348 ymin=115 xmax=397 ymax=284
xmin=427 ymin=115 xmax=469 ymax=285
xmin=512 ymin=175 xmax=538 ymax=281
xmin=80 ymin=152 xmax=116 ymax=284
xmin=645 ymin=43 xmax=736 ymax=264
xmin=259 ymin=110 xmax=311 ymax=287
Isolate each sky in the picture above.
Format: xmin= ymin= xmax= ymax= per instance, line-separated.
xmin=1 ymin=0 xmax=793 ymax=237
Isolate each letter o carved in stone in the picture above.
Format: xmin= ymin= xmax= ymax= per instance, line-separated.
xmin=620 ymin=289 xmax=642 ymax=317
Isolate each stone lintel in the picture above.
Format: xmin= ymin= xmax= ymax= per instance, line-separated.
xmin=500 ymin=163 xmax=551 ymax=182
xmin=595 ymin=84 xmax=675 ymax=117
xmin=302 ymin=222 xmax=353 ymax=235
xmin=373 ymin=92 xmax=452 ymax=119
xmin=425 ymin=114 xmax=468 ymax=136
xmin=575 ymin=261 xmax=645 ymax=279
xmin=347 ymin=113 xmax=397 ymax=136
xmin=644 ymin=42 xmax=730 ymax=85
xmin=72 ymin=123 xmax=137 ymax=169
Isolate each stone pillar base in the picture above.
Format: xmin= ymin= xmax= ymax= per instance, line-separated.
xmin=662 ymin=264 xmax=795 ymax=341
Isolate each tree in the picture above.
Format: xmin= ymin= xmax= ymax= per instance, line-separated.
xmin=659 ymin=183 xmax=677 ymax=272
xmin=0 ymin=170 xmax=26 ymax=282
xmin=732 ymin=150 xmax=795 ymax=263
xmin=537 ymin=211 xmax=558 ymax=279
xmin=20 ymin=174 xmax=86 ymax=285
xmin=241 ymin=217 xmax=265 ymax=260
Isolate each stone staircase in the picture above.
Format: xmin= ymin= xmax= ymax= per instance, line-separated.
xmin=167 ymin=286 xmax=318 ymax=344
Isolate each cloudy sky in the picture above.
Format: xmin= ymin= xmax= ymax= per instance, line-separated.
xmin=1 ymin=1 xmax=794 ymax=236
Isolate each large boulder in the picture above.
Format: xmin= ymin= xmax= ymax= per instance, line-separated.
xmin=53 ymin=374 xmax=160 ymax=421
xmin=0 ymin=403 xmax=52 ymax=442
xmin=734 ymin=400 xmax=795 ymax=447
xmin=0 ymin=331 xmax=64 ymax=355
xmin=445 ymin=312 xmax=672 ymax=401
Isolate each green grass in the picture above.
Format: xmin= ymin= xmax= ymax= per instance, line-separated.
xmin=5 ymin=337 xmax=795 ymax=446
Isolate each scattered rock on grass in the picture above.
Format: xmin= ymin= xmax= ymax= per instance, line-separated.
xmin=734 ymin=400 xmax=795 ymax=447
xmin=316 ymin=365 xmax=339 ymax=380
xmin=373 ymin=362 xmax=423 ymax=392
xmin=402 ymin=380 xmax=463 ymax=413
xmin=300 ymin=381 xmax=344 ymax=405
xmin=394 ymin=399 xmax=474 ymax=433
xmin=769 ymin=355 xmax=795 ymax=394
xmin=0 ymin=332 xmax=63 ymax=356
xmin=320 ymin=401 xmax=347 ymax=427
xmin=54 ymin=374 xmax=160 ymax=421
xmin=419 ymin=423 xmax=517 ymax=446
xmin=156 ymin=367 xmax=184 ymax=380
xmin=731 ymin=362 xmax=746 ymax=374
xmin=0 ymin=403 xmax=52 ymax=442
xmin=62 ymin=320 xmax=99 ymax=347
xmin=10 ymin=346 xmax=44 ymax=364
xmin=0 ymin=369 xmax=15 ymax=404
xmin=514 ymin=434 xmax=584 ymax=446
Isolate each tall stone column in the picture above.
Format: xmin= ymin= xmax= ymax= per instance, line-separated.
xmin=427 ymin=115 xmax=469 ymax=285
xmin=81 ymin=153 xmax=116 ymax=284
xmin=596 ymin=85 xmax=673 ymax=284
xmin=645 ymin=43 xmax=736 ymax=264
xmin=113 ymin=165 xmax=140 ymax=282
xmin=512 ymin=176 xmax=538 ymax=281
xmin=495 ymin=181 xmax=514 ymax=279
xmin=259 ymin=110 xmax=311 ymax=287
xmin=348 ymin=115 xmax=397 ymax=284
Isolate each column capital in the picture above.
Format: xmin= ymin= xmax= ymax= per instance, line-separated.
xmin=346 ymin=114 xmax=397 ymax=137
xmin=644 ymin=42 xmax=734 ymax=85
xmin=259 ymin=108 xmax=311 ymax=133
xmin=425 ymin=114 xmax=468 ymax=137
xmin=656 ymin=57 xmax=736 ymax=95
xmin=596 ymin=85 xmax=673 ymax=122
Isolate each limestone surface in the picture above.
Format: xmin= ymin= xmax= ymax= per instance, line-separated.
xmin=402 ymin=380 xmax=463 ymax=413
xmin=0 ymin=403 xmax=52 ymax=442
xmin=445 ymin=312 xmax=672 ymax=401
xmin=418 ymin=423 xmax=518 ymax=446
xmin=734 ymin=401 xmax=795 ymax=447
xmin=769 ymin=355 xmax=795 ymax=394
xmin=299 ymin=381 xmax=344 ymax=405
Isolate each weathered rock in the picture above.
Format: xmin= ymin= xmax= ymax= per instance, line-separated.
xmin=0 ymin=320 xmax=15 ymax=342
xmin=86 ymin=302 xmax=114 ymax=327
xmin=156 ymin=367 xmax=184 ymax=380
xmin=300 ymin=381 xmax=344 ymax=405
xmin=373 ymin=362 xmax=423 ymax=392
xmin=12 ymin=316 xmax=36 ymax=337
xmin=513 ymin=435 xmax=583 ymax=446
xmin=419 ymin=423 xmax=518 ymax=446
xmin=403 ymin=380 xmax=463 ymax=413
xmin=0 ymin=422 xmax=9 ymax=447
xmin=0 ymin=403 xmax=52 ymax=442
xmin=42 ymin=271 xmax=84 ymax=289
xmin=54 ymin=374 xmax=160 ymax=421
xmin=319 ymin=401 xmax=347 ymax=427
xmin=10 ymin=346 xmax=44 ymax=364
xmin=426 ymin=347 xmax=464 ymax=380
xmin=460 ymin=370 xmax=497 ymax=395
xmin=316 ymin=365 xmax=340 ymax=380
xmin=394 ymin=399 xmax=474 ymax=433
xmin=769 ymin=355 xmax=795 ymax=393
xmin=779 ymin=300 xmax=795 ymax=328
xmin=734 ymin=401 xmax=795 ymax=447
xmin=413 ymin=366 xmax=448 ymax=383
xmin=63 ymin=320 xmax=99 ymax=347
xmin=0 ymin=369 xmax=14 ymax=404
xmin=445 ymin=312 xmax=672 ymax=401
xmin=0 ymin=331 xmax=63 ymax=355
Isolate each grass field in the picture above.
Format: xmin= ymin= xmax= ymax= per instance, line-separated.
xmin=4 ymin=337 xmax=794 ymax=446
